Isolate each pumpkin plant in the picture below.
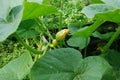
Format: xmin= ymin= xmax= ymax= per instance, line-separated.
xmin=0 ymin=0 xmax=120 ymax=80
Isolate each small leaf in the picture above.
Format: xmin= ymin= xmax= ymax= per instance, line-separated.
xmin=67 ymin=36 xmax=90 ymax=49
xmin=68 ymin=22 xmax=83 ymax=34
xmin=17 ymin=19 xmax=39 ymax=39
xmin=92 ymin=31 xmax=114 ymax=40
xmin=0 ymin=51 xmax=33 ymax=80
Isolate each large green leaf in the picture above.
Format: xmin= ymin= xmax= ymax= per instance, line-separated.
xmin=90 ymin=0 xmax=104 ymax=4
xmin=78 ymin=56 xmax=114 ymax=80
xmin=0 ymin=5 xmax=23 ymax=42
xmin=95 ymin=9 xmax=120 ymax=23
xmin=0 ymin=0 xmax=57 ymax=41
xmin=102 ymin=0 xmax=120 ymax=8
xmin=30 ymin=48 xmax=114 ymax=80
xmin=22 ymin=1 xmax=58 ymax=20
xmin=9 ymin=0 xmax=23 ymax=8
xmin=0 ymin=52 xmax=33 ymax=80
xmin=0 ymin=0 xmax=25 ymax=42
xmin=82 ymin=0 xmax=120 ymax=23
xmin=67 ymin=36 xmax=90 ymax=49
xmin=28 ymin=0 xmax=50 ymax=4
xmin=81 ymin=4 xmax=115 ymax=18
xmin=28 ymin=0 xmax=42 ymax=4
xmin=30 ymin=48 xmax=82 ymax=80
xmin=0 ymin=0 xmax=11 ymax=20
xmin=104 ymin=50 xmax=120 ymax=80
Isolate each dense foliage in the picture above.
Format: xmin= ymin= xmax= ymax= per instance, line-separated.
xmin=0 ymin=0 xmax=120 ymax=80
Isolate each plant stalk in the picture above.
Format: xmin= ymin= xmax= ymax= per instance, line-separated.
xmin=59 ymin=12 xmax=63 ymax=30
xmin=59 ymin=0 xmax=63 ymax=30
xmin=89 ymin=19 xmax=105 ymax=34
xmin=14 ymin=32 xmax=43 ymax=54
xmin=102 ymin=26 xmax=120 ymax=53
xmin=35 ymin=18 xmax=53 ymax=40
xmin=84 ymin=38 xmax=88 ymax=58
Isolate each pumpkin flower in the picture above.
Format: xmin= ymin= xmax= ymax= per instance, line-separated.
xmin=56 ymin=29 xmax=69 ymax=41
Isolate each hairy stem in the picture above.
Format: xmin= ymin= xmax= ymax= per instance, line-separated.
xmin=14 ymin=32 xmax=43 ymax=54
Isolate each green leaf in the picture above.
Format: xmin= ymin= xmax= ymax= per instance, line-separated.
xmin=67 ymin=36 xmax=90 ymax=49
xmin=0 ymin=0 xmax=23 ymax=20
xmin=0 ymin=0 xmax=11 ymax=20
xmin=104 ymin=50 xmax=120 ymax=80
xmin=81 ymin=4 xmax=115 ymax=18
xmin=92 ymin=31 xmax=114 ymax=40
xmin=90 ymin=0 xmax=104 ymax=4
xmin=82 ymin=1 xmax=120 ymax=23
xmin=95 ymin=9 xmax=120 ymax=23
xmin=17 ymin=19 xmax=39 ymax=39
xmin=76 ymin=4 xmax=120 ymax=38
xmin=9 ymin=0 xmax=23 ymax=8
xmin=102 ymin=0 xmax=120 ymax=8
xmin=0 ymin=51 xmax=33 ymax=80
xmin=78 ymin=56 xmax=114 ymax=80
xmin=30 ymin=48 xmax=82 ymax=80
xmin=73 ymin=10 xmax=120 ymax=38
xmin=27 ymin=0 xmax=42 ymax=4
xmin=22 ymin=1 xmax=58 ymax=20
xmin=28 ymin=0 xmax=50 ymax=4
xmin=73 ymin=19 xmax=105 ymax=37
xmin=79 ymin=1 xmax=120 ymax=38
xmin=0 ymin=6 xmax=23 ymax=42
xmin=30 ymin=48 xmax=114 ymax=80
xmin=68 ymin=22 xmax=83 ymax=34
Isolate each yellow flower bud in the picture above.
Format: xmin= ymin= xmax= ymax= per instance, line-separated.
xmin=50 ymin=39 xmax=58 ymax=48
xmin=52 ymin=39 xmax=57 ymax=46
xmin=56 ymin=29 xmax=69 ymax=41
